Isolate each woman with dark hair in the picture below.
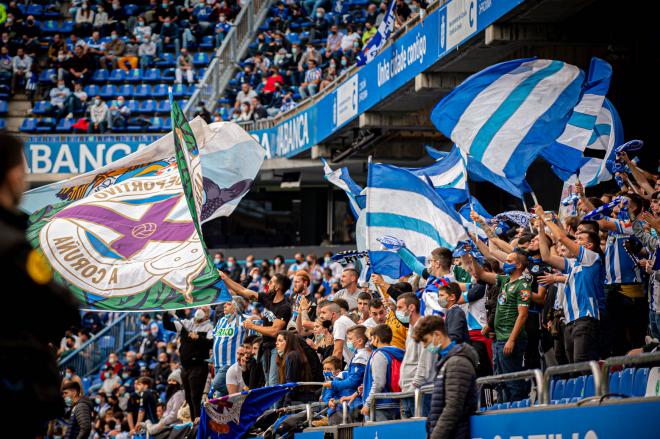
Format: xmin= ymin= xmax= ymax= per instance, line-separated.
xmin=275 ymin=331 xmax=317 ymax=405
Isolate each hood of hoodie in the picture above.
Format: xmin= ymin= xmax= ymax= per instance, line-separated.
xmin=438 ymin=343 xmax=479 ymax=370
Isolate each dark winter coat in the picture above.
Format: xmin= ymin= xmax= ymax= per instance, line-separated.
xmin=427 ymin=343 xmax=479 ymax=439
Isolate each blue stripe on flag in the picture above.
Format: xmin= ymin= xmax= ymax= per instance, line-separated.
xmin=471 ymin=60 xmax=565 ymax=161
xmin=569 ymin=112 xmax=598 ymax=131
xmin=366 ymin=212 xmax=453 ymax=249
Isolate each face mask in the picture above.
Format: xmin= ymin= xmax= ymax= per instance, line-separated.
xmin=502 ymin=263 xmax=517 ymax=274
xmin=274 ymin=259 xmax=281 ymax=266
xmin=227 ymin=261 xmax=234 ymax=268
xmin=162 ymin=3 xmax=168 ymax=8
xmin=82 ymin=4 xmax=88 ymax=9
xmin=118 ymin=100 xmax=124 ymax=106
xmin=346 ymin=340 xmax=356 ymax=353
xmin=438 ymin=296 xmax=449 ymax=308
xmin=150 ymin=329 xmax=158 ymax=336
xmin=341 ymin=59 xmax=347 ymax=66
xmin=95 ymin=397 xmax=102 ymax=405
xmin=65 ymin=372 xmax=72 ymax=379
xmin=94 ymin=99 xmax=101 ymax=105
xmin=140 ymin=330 xmax=148 ymax=337
xmin=395 ymin=310 xmax=410 ymax=324
xmin=122 ymin=372 xmax=129 ymax=379
xmin=166 ymin=348 xmax=174 ymax=355
xmin=324 ymin=257 xmax=331 ymax=264
xmin=426 ymin=343 xmax=441 ymax=354
xmin=316 ymin=12 xmax=323 ymax=18
xmin=108 ymin=358 xmax=116 ymax=365
xmin=194 ymin=309 xmax=205 ymax=321
xmin=214 ymin=258 xmax=221 ymax=264
xmin=292 ymin=48 xmax=298 ymax=55
xmin=111 ymin=35 xmax=118 ymax=40
xmin=252 ymin=273 xmax=259 ymax=281
xmin=64 ymin=396 xmax=73 ymax=407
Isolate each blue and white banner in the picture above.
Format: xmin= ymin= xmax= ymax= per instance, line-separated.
xmin=543 ymin=57 xmax=612 ymax=179
xmin=409 ymin=145 xmax=468 ymax=205
xmin=356 ymin=0 xmax=396 ymax=66
xmin=321 ymin=158 xmax=365 ymax=218
xmin=366 ymin=162 xmax=468 ymax=278
xmin=431 ymin=58 xmax=584 ymax=191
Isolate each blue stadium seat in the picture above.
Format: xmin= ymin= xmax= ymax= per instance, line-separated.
xmin=196 ymin=68 xmax=206 ymax=80
xmin=36 ymin=117 xmax=56 ymax=132
xmin=99 ymin=335 xmax=115 ymax=349
xmin=60 ymin=21 xmax=75 ymax=33
xmin=632 ymin=368 xmax=649 ymax=397
xmin=126 ymin=69 xmax=142 ymax=82
xmin=564 ymin=378 xmax=576 ymax=399
xmin=109 ymin=69 xmax=127 ymax=83
xmin=584 ymin=374 xmax=595 ymax=397
xmin=171 ymin=83 xmax=187 ymax=98
xmin=609 ymin=371 xmax=621 ymax=394
xmin=31 ymin=101 xmax=52 ymax=115
xmin=0 ymin=101 xmax=8 ymax=116
xmin=20 ymin=118 xmax=37 ymax=132
xmin=152 ymin=84 xmax=168 ymax=98
xmin=199 ymin=35 xmax=214 ymax=49
xmin=619 ymin=368 xmax=634 ymax=396
xmin=99 ymin=84 xmax=116 ymax=99
xmin=82 ymin=377 xmax=91 ymax=394
xmin=39 ymin=68 xmax=56 ymax=83
xmin=520 ymin=399 xmax=531 ymax=408
xmin=156 ymin=53 xmax=176 ymax=68
xmin=27 ymin=4 xmax=43 ymax=16
xmin=569 ymin=397 xmax=580 ymax=404
xmin=117 ymin=84 xmax=134 ymax=97
xmin=138 ymin=100 xmax=156 ymax=114
xmin=0 ymin=119 xmax=6 ymax=131
xmin=143 ymin=68 xmax=161 ymax=82
xmin=161 ymin=68 xmax=176 ymax=82
xmin=148 ymin=117 xmax=162 ymax=131
xmin=134 ymin=84 xmax=151 ymax=98
xmin=162 ymin=117 xmax=172 ymax=130
xmin=552 ymin=379 xmax=565 ymax=401
xmin=126 ymin=99 xmax=140 ymax=113
xmin=573 ymin=375 xmax=585 ymax=399
xmin=193 ymin=52 xmax=209 ymax=67
xmin=124 ymin=4 xmax=140 ymax=16
xmin=55 ymin=118 xmax=75 ymax=132
xmin=178 ymin=99 xmax=188 ymax=109
xmin=559 ymin=398 xmax=570 ymax=405
xmin=40 ymin=20 xmax=59 ymax=33
xmin=84 ymin=84 xmax=101 ymax=97
xmin=156 ymin=100 xmax=171 ymax=114
xmin=92 ymin=69 xmax=110 ymax=83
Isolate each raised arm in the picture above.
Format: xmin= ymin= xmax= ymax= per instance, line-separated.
xmin=218 ymin=270 xmax=258 ymax=301
xmin=466 ymin=254 xmax=497 ymax=285
xmin=535 ymin=213 xmax=565 ymax=271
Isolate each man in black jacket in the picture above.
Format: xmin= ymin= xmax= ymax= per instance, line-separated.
xmin=0 ymin=133 xmax=80 ymax=437
xmin=62 ymin=381 xmax=92 ymax=439
xmin=413 ymin=316 xmax=478 ymax=439
xmin=163 ymin=308 xmax=213 ymax=421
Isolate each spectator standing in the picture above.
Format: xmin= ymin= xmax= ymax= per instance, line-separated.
xmin=208 ymin=298 xmax=248 ymax=396
xmin=439 ymin=284 xmax=470 ymax=344
xmin=333 ymin=268 xmax=361 ymax=311
xmin=413 ymin=316 xmax=478 ymax=439
xmin=360 ymin=324 xmax=404 ymax=421
xmin=175 ymin=48 xmax=195 ymax=84
xmin=397 ymin=293 xmax=434 ymax=418
xmin=162 ymin=308 xmax=213 ymax=421
xmin=221 ymin=272 xmax=292 ymax=387
xmin=62 ymin=381 xmax=93 ymax=439
xmin=318 ymin=300 xmax=356 ymax=366
xmin=471 ymin=251 xmax=531 ymax=402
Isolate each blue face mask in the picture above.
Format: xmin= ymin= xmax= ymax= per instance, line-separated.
xmin=346 ymin=340 xmax=356 ymax=353
xmin=426 ymin=343 xmax=441 ymax=354
xmin=395 ymin=310 xmax=410 ymax=324
xmin=502 ymin=263 xmax=517 ymax=274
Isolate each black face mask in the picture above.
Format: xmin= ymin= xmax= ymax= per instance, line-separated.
xmin=165 ymin=383 xmax=180 ymax=400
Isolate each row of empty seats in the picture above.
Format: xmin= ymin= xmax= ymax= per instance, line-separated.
xmin=32 ymin=98 xmax=188 ymax=116
xmin=39 ymin=67 xmax=207 ymax=85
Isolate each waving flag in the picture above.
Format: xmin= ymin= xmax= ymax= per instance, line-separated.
xmin=431 ymin=58 xmax=585 ymax=191
xmin=543 ymin=58 xmax=612 ymax=179
xmin=408 ymin=146 xmax=468 ymax=205
xmin=321 ymin=158 xmax=365 ymax=218
xmin=199 ymin=384 xmax=296 ymax=439
xmin=561 ymin=98 xmax=624 ymax=187
xmin=356 ymin=0 xmax=395 ymax=66
xmin=366 ymin=162 xmax=469 ymax=278
xmin=23 ymin=103 xmax=257 ymax=311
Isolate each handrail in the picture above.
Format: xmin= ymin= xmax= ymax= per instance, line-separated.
xmin=542 ymin=361 xmax=603 ymax=404
xmin=601 ymin=351 xmax=660 ymax=394
xmin=476 ymin=369 xmax=544 ymax=409
xmin=368 ymin=384 xmax=434 ymax=422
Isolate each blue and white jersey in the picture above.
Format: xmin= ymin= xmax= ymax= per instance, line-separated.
xmin=209 ymin=313 xmax=247 ymax=368
xmin=460 ymin=284 xmax=487 ymax=331
xmin=561 ymin=247 xmax=605 ymax=323
xmin=420 ymin=274 xmax=455 ymax=317
xmin=603 ymin=218 xmax=642 ymax=284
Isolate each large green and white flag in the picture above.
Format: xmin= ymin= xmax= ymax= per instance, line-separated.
xmin=25 ymin=98 xmax=264 ymax=311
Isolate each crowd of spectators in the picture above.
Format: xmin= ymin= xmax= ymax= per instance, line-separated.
xmin=1 ymin=0 xmax=245 ymax=133
xmin=219 ymin=0 xmax=428 ymax=122
xmin=52 ymin=147 xmax=660 ymax=437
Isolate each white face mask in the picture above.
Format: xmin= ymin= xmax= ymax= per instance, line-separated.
xmin=194 ymin=309 xmax=205 ymax=321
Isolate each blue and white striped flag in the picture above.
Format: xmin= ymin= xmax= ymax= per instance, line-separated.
xmin=559 ymin=98 xmax=624 ymax=187
xmin=543 ymin=57 xmax=612 ymax=179
xmin=431 ymin=58 xmax=585 ymax=189
xmin=356 ymin=0 xmax=396 ymax=66
xmin=408 ymin=146 xmax=468 ymax=205
xmin=366 ymin=162 xmax=469 ymax=278
xmin=321 ymin=158 xmax=365 ymax=218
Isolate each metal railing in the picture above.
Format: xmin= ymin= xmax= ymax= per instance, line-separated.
xmin=541 ymin=361 xmax=603 ymax=405
xmin=184 ymin=0 xmax=274 ymax=118
xmin=368 ymin=384 xmax=434 ymax=422
xmin=58 ymin=313 xmax=142 ymax=377
xmin=601 ymin=351 xmax=660 ymax=395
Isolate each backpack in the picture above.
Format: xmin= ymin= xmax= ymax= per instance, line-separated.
xmin=388 ymin=354 xmax=403 ymax=393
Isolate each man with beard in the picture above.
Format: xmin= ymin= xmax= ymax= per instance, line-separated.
xmin=220 ymin=271 xmax=292 ymax=387
xmin=0 ymin=133 xmax=79 ymax=436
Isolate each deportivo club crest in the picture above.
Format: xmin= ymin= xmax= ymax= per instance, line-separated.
xmin=38 ymin=166 xmax=207 ymax=300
